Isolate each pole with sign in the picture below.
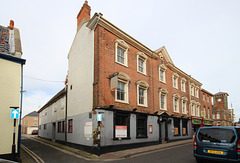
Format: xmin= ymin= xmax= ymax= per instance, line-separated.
xmin=10 ymin=106 xmax=19 ymax=160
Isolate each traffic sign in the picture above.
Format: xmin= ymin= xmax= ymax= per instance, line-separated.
xmin=11 ymin=109 xmax=19 ymax=119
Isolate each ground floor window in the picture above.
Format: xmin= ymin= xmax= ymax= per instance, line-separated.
xmin=58 ymin=121 xmax=62 ymax=132
xmin=62 ymin=121 xmax=65 ymax=133
xmin=174 ymin=118 xmax=180 ymax=136
xmin=44 ymin=124 xmax=46 ymax=130
xmin=114 ymin=112 xmax=130 ymax=139
xmin=68 ymin=119 xmax=73 ymax=133
xmin=182 ymin=119 xmax=188 ymax=135
xmin=136 ymin=114 xmax=147 ymax=138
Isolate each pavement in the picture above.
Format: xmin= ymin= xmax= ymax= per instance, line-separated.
xmin=20 ymin=135 xmax=193 ymax=162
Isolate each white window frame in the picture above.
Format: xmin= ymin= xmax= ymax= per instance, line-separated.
xmin=217 ymin=113 xmax=220 ymax=119
xmin=191 ymin=101 xmax=195 ymax=116
xmin=196 ymin=105 xmax=200 ymax=117
xmin=181 ymin=97 xmax=188 ymax=114
xmin=173 ymin=94 xmax=180 ymax=113
xmin=195 ymin=87 xmax=199 ymax=98
xmin=159 ymin=64 xmax=167 ymax=83
xmin=136 ymin=80 xmax=149 ymax=107
xmin=181 ymin=78 xmax=186 ymax=92
xmin=115 ymin=40 xmax=129 ymax=67
xmin=172 ymin=73 xmax=179 ymax=89
xmin=159 ymin=88 xmax=168 ymax=111
xmin=190 ymin=83 xmax=195 ymax=96
xmin=208 ymin=108 xmax=210 ymax=118
xmin=137 ymin=52 xmax=148 ymax=75
xmin=212 ymin=113 xmax=215 ymax=119
xmin=203 ymin=94 xmax=205 ymax=101
xmin=115 ymin=72 xmax=130 ymax=104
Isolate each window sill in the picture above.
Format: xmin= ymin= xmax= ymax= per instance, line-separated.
xmin=113 ymin=137 xmax=131 ymax=141
xmin=115 ymin=100 xmax=129 ymax=104
xmin=137 ymin=104 xmax=148 ymax=108
xmin=160 ymin=108 xmax=167 ymax=111
xmin=159 ymin=80 xmax=166 ymax=84
xmin=116 ymin=61 xmax=128 ymax=68
xmin=137 ymin=71 xmax=147 ymax=76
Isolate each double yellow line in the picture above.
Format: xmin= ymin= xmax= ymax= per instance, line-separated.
xmin=21 ymin=144 xmax=45 ymax=163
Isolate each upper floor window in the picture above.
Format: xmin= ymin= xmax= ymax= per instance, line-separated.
xmin=137 ymin=52 xmax=148 ymax=75
xmin=181 ymin=97 xmax=188 ymax=114
xmin=203 ymin=94 xmax=205 ymax=101
xmin=115 ymin=40 xmax=129 ymax=67
xmin=191 ymin=102 xmax=195 ymax=116
xmin=208 ymin=108 xmax=210 ymax=118
xmin=181 ymin=78 xmax=186 ymax=92
xmin=217 ymin=113 xmax=220 ymax=119
xmin=159 ymin=64 xmax=167 ymax=83
xmin=117 ymin=81 xmax=126 ymax=101
xmin=172 ymin=73 xmax=179 ymax=89
xmin=207 ymin=96 xmax=209 ymax=102
xmin=173 ymin=94 xmax=180 ymax=113
xmin=190 ymin=84 xmax=195 ymax=96
xmin=136 ymin=80 xmax=149 ymax=107
xmin=212 ymin=113 xmax=215 ymax=119
xmin=196 ymin=105 xmax=200 ymax=117
xmin=115 ymin=72 xmax=130 ymax=104
xmin=203 ymin=107 xmax=206 ymax=118
xmin=159 ymin=88 xmax=168 ymax=110
xmin=195 ymin=87 xmax=199 ymax=98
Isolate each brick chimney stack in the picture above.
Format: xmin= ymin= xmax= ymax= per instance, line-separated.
xmin=8 ymin=20 xmax=14 ymax=30
xmin=77 ymin=0 xmax=91 ymax=31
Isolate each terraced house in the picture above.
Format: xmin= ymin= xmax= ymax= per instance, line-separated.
xmin=38 ymin=1 xmax=213 ymax=154
xmin=0 ymin=20 xmax=25 ymax=161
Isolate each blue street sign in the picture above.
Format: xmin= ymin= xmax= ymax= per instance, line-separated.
xmin=11 ymin=109 xmax=19 ymax=119
xmin=97 ymin=114 xmax=102 ymax=121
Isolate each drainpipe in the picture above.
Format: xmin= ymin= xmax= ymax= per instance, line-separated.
xmin=17 ymin=63 xmax=23 ymax=157
xmin=65 ymin=84 xmax=68 ymax=144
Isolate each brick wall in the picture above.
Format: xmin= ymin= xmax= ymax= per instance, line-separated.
xmin=93 ymin=25 xmax=203 ymax=118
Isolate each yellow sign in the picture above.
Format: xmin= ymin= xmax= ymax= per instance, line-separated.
xmin=201 ymin=111 xmax=205 ymax=117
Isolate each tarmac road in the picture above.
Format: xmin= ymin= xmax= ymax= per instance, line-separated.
xmin=21 ymin=135 xmax=196 ymax=163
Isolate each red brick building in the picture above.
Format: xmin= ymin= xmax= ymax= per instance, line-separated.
xmin=212 ymin=92 xmax=233 ymax=126
xmin=39 ymin=1 xmax=214 ymax=153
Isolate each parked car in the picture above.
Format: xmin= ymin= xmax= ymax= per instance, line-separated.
xmin=194 ymin=127 xmax=240 ymax=163
xmin=32 ymin=130 xmax=38 ymax=135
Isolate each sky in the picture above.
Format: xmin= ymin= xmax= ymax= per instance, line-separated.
xmin=1 ymin=0 xmax=240 ymax=120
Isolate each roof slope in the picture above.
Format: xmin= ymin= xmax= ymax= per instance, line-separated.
xmin=25 ymin=111 xmax=38 ymax=117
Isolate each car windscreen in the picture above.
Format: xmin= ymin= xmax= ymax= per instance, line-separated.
xmin=198 ymin=128 xmax=236 ymax=143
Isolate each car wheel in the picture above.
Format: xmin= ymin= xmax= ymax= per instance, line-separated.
xmin=195 ymin=158 xmax=203 ymax=163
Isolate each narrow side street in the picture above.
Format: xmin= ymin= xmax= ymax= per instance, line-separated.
xmin=20 ymin=135 xmax=197 ymax=163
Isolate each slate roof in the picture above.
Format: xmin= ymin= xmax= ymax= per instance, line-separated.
xmin=0 ymin=26 xmax=10 ymax=53
xmin=0 ymin=24 xmax=22 ymax=57
xmin=214 ymin=92 xmax=229 ymax=96
xmin=25 ymin=111 xmax=38 ymax=117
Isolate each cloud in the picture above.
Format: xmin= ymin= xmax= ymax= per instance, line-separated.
xmin=22 ymin=90 xmax=58 ymax=117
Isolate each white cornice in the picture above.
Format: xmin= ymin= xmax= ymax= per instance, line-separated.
xmin=166 ymin=62 xmax=202 ymax=86
xmin=87 ymin=13 xmax=158 ymax=59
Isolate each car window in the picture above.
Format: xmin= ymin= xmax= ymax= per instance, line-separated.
xmin=198 ymin=128 xmax=236 ymax=143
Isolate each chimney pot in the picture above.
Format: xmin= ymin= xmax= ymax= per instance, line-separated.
xmin=10 ymin=20 xmax=14 ymax=28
